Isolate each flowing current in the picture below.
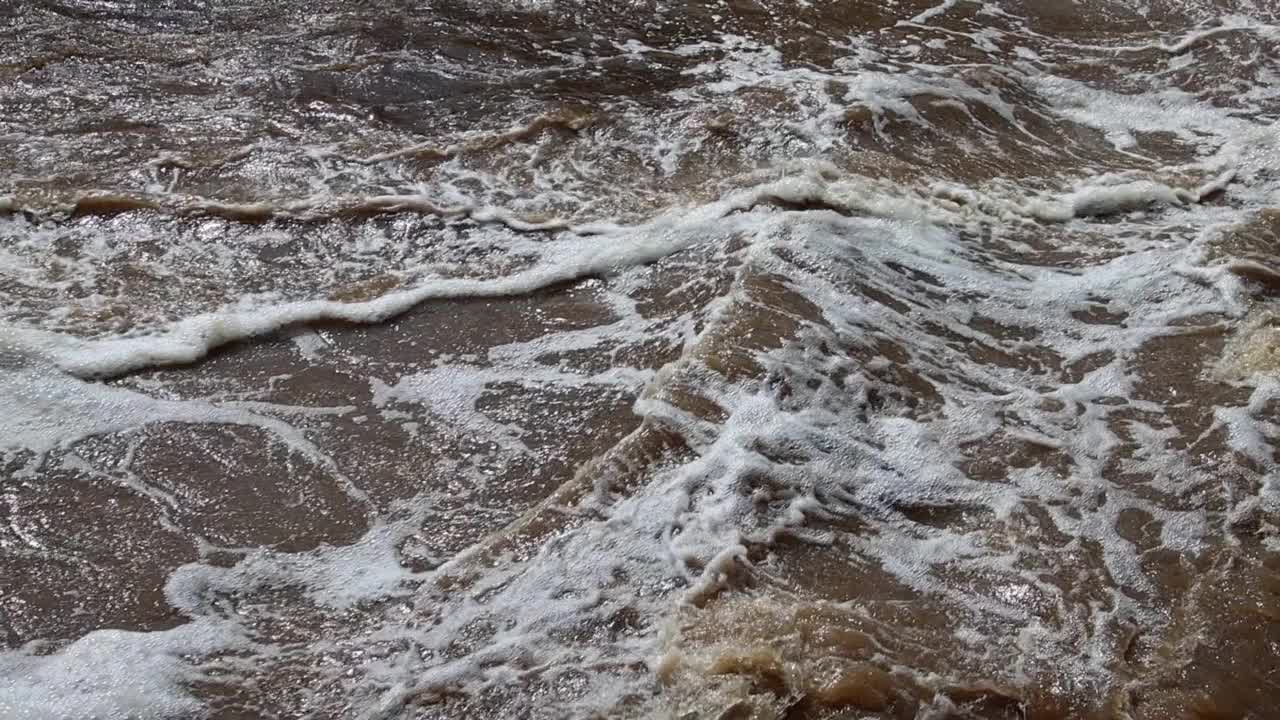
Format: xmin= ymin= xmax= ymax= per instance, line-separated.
xmin=2 ymin=1 xmax=1279 ymax=718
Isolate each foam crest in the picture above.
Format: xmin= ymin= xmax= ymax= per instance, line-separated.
xmin=0 ymin=621 xmax=242 ymax=720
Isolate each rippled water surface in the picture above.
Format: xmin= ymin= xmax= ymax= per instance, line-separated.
xmin=2 ymin=1 xmax=1279 ymax=718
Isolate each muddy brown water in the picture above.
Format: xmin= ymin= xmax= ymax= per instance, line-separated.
xmin=2 ymin=1 xmax=1279 ymax=718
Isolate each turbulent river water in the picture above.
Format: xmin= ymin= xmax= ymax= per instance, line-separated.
xmin=2 ymin=1 xmax=1279 ymax=718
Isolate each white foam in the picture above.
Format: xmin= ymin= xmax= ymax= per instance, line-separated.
xmin=904 ymin=0 xmax=963 ymax=26
xmin=0 ymin=197 xmax=739 ymax=378
xmin=0 ymin=355 xmax=372 ymax=508
xmin=166 ymin=524 xmax=415 ymax=613
xmin=5 ymin=7 xmax=1280 ymax=717
xmin=1100 ymin=15 xmax=1279 ymax=55
xmin=0 ymin=620 xmax=241 ymax=720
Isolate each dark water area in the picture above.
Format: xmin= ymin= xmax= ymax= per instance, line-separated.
xmin=1 ymin=1 xmax=1279 ymax=718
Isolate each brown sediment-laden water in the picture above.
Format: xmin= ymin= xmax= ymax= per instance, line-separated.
xmin=1 ymin=1 xmax=1279 ymax=718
